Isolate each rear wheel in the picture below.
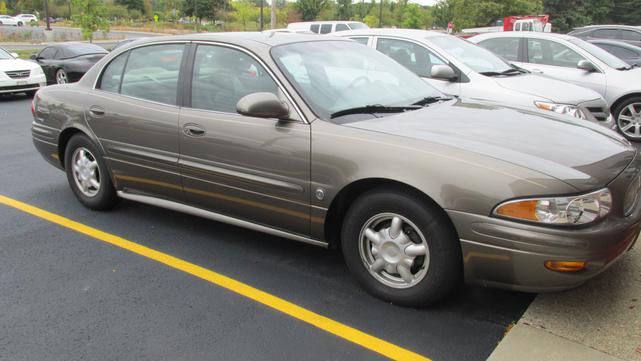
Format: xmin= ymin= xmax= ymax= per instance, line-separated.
xmin=55 ymin=69 xmax=68 ymax=84
xmin=614 ymin=97 xmax=641 ymax=141
xmin=17 ymin=21 xmax=23 ymax=26
xmin=341 ymin=188 xmax=462 ymax=307
xmin=64 ymin=134 xmax=118 ymax=210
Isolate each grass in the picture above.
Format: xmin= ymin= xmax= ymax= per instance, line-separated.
xmin=12 ymin=49 xmax=39 ymax=60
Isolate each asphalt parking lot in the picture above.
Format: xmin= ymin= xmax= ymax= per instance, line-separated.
xmin=0 ymin=93 xmax=535 ymax=361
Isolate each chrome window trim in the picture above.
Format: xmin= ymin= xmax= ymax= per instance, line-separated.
xmin=92 ymin=39 xmax=308 ymax=124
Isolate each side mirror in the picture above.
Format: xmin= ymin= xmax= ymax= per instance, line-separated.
xmin=10 ymin=52 xmax=19 ymax=58
xmin=577 ymin=60 xmax=597 ymax=72
xmin=30 ymin=54 xmax=37 ymax=60
xmin=236 ymin=92 xmax=290 ymax=119
xmin=431 ymin=64 xmax=457 ymax=81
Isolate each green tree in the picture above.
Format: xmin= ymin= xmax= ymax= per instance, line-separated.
xmin=116 ymin=0 xmax=144 ymax=12
xmin=183 ymin=0 xmax=224 ymax=21
xmin=72 ymin=0 xmax=109 ymax=43
xmin=0 ymin=0 xmax=7 ymax=14
xmin=296 ymin=0 xmax=327 ymax=21
xmin=231 ymin=0 xmax=258 ymax=30
xmin=335 ymin=0 xmax=352 ymax=20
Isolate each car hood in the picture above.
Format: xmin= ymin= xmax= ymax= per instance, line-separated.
xmin=0 ymin=58 xmax=41 ymax=72
xmin=493 ymin=73 xmax=602 ymax=105
xmin=346 ymin=99 xmax=634 ymax=191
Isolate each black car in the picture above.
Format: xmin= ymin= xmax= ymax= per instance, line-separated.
xmin=569 ymin=25 xmax=641 ymax=48
xmin=30 ymin=43 xmax=108 ymax=84
xmin=589 ymin=39 xmax=641 ymax=67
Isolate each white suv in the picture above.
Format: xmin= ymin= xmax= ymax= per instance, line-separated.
xmin=0 ymin=15 xmax=21 ymax=26
xmin=15 ymin=14 xmax=38 ymax=25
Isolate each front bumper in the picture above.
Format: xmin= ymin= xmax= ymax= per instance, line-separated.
xmin=0 ymin=74 xmax=46 ymax=94
xmin=449 ymin=152 xmax=641 ymax=292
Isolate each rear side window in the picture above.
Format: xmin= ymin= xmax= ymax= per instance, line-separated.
xmin=593 ymin=29 xmax=618 ymax=39
xmin=621 ymin=30 xmax=641 ymax=41
xmin=120 ymin=44 xmax=185 ymax=105
xmin=191 ymin=45 xmax=278 ymax=113
xmin=99 ymin=52 xmax=128 ymax=93
xmin=335 ymin=24 xmax=349 ymax=32
xmin=38 ymin=47 xmax=57 ymax=59
xmin=320 ymin=24 xmax=333 ymax=34
xmin=478 ymin=38 xmax=520 ymax=61
xmin=310 ymin=24 xmax=320 ymax=33
xmin=350 ymin=37 xmax=369 ymax=46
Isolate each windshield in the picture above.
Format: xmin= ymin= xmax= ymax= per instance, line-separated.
xmin=349 ymin=22 xmax=368 ymax=29
xmin=567 ymin=38 xmax=630 ymax=69
xmin=0 ymin=48 xmax=13 ymax=60
xmin=271 ymin=40 xmax=443 ymax=120
xmin=428 ymin=35 xmax=514 ymax=74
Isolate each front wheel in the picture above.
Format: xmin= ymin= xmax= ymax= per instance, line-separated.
xmin=64 ymin=134 xmax=119 ymax=210
xmin=341 ymin=188 xmax=462 ymax=307
xmin=614 ymin=97 xmax=641 ymax=142
xmin=17 ymin=21 xmax=23 ymax=26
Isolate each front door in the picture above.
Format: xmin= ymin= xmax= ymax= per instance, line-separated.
xmin=179 ymin=43 xmax=311 ymax=236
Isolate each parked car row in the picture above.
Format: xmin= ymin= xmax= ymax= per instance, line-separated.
xmin=30 ymin=32 xmax=641 ymax=307
xmin=0 ymin=46 xmax=46 ymax=96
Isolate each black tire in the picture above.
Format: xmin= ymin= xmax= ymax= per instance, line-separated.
xmin=341 ymin=187 xmax=462 ymax=307
xmin=64 ymin=134 xmax=119 ymax=210
xmin=614 ymin=96 xmax=641 ymax=142
xmin=17 ymin=21 xmax=23 ymax=26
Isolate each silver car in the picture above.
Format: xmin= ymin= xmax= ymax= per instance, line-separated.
xmin=471 ymin=32 xmax=641 ymax=141
xmin=337 ymin=29 xmax=614 ymax=130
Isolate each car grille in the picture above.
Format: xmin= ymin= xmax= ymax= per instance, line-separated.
xmin=587 ymin=107 xmax=611 ymax=122
xmin=5 ymin=70 xmax=31 ymax=79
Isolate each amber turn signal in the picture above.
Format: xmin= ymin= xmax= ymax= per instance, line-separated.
xmin=544 ymin=260 xmax=587 ymax=272
xmin=495 ymin=200 xmax=538 ymax=221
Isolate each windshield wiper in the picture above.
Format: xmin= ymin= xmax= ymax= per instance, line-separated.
xmin=479 ymin=68 xmax=525 ymax=76
xmin=330 ymin=104 xmax=420 ymax=119
xmin=412 ymin=96 xmax=452 ymax=106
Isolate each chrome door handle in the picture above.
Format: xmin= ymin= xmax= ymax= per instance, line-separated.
xmin=88 ymin=105 xmax=105 ymax=117
xmin=183 ymin=123 xmax=206 ymax=137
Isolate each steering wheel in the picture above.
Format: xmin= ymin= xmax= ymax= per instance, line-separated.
xmin=349 ymin=76 xmax=371 ymax=89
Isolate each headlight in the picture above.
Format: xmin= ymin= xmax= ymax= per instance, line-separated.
xmin=494 ymin=188 xmax=612 ymax=225
xmin=535 ymin=101 xmax=587 ymax=120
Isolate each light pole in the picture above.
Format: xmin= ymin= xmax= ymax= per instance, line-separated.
xmin=44 ymin=0 xmax=51 ymax=30
xmin=378 ymin=0 xmax=383 ymax=28
xmin=270 ymin=0 xmax=276 ymax=29
xmin=259 ymin=0 xmax=264 ymax=31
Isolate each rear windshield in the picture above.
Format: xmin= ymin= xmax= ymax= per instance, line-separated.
xmin=61 ymin=43 xmax=108 ymax=58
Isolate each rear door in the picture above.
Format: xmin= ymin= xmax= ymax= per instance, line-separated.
xmin=517 ymin=37 xmax=606 ymax=95
xmin=87 ymin=42 xmax=187 ymax=202
xmin=179 ymin=43 xmax=311 ymax=235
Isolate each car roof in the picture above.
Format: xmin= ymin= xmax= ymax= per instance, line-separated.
xmin=573 ymin=24 xmax=641 ymax=31
xmin=123 ymin=32 xmax=348 ymax=49
xmin=334 ymin=28 xmax=448 ymax=39
xmin=288 ymin=21 xmax=362 ymax=25
xmin=470 ymin=32 xmax=576 ymax=41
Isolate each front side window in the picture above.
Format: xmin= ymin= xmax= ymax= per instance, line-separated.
xmin=527 ymin=38 xmax=585 ymax=68
xmin=320 ymin=24 xmax=332 ymax=34
xmin=191 ymin=45 xmax=278 ymax=113
xmin=271 ymin=40 xmax=442 ymax=121
xmin=478 ymin=37 xmax=520 ymax=61
xmin=120 ymin=44 xmax=184 ymax=105
xmin=335 ymin=24 xmax=349 ymax=32
xmin=376 ymin=38 xmax=445 ymax=78
xmin=310 ymin=24 xmax=320 ymax=33
xmin=608 ymin=45 xmax=637 ymax=58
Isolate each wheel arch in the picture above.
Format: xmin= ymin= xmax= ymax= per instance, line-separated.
xmin=611 ymin=92 xmax=641 ymax=116
xmin=57 ymin=127 xmax=86 ymax=169
xmin=323 ymin=177 xmax=459 ymax=250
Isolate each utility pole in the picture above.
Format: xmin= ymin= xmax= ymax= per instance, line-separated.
xmin=44 ymin=0 xmax=51 ymax=30
xmin=259 ymin=0 xmax=264 ymax=31
xmin=378 ymin=0 xmax=383 ymax=28
xmin=270 ymin=0 xmax=276 ymax=29
xmin=194 ymin=0 xmax=198 ymax=32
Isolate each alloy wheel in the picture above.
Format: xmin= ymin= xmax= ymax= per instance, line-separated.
xmin=71 ymin=147 xmax=101 ymax=197
xmin=56 ymin=70 xmax=68 ymax=84
xmin=358 ymin=213 xmax=430 ymax=289
xmin=618 ymin=102 xmax=641 ymax=139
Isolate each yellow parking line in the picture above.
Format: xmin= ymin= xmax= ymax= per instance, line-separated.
xmin=0 ymin=194 xmax=430 ymax=361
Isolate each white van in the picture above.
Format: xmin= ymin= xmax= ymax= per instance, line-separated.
xmin=287 ymin=21 xmax=368 ymax=34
